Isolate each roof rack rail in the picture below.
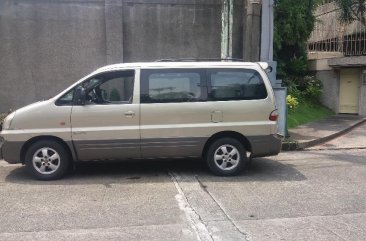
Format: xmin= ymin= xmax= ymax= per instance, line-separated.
xmin=155 ymin=58 xmax=244 ymax=62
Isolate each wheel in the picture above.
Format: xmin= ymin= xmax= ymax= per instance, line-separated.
xmin=206 ymin=137 xmax=248 ymax=176
xmin=25 ymin=140 xmax=70 ymax=180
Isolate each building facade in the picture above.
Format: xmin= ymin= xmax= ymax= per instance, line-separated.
xmin=307 ymin=1 xmax=366 ymax=116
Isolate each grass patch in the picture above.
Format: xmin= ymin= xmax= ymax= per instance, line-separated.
xmin=287 ymin=101 xmax=334 ymax=129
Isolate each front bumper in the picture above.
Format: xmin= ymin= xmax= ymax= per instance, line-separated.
xmin=0 ymin=136 xmax=3 ymax=160
xmin=0 ymin=137 xmax=23 ymax=164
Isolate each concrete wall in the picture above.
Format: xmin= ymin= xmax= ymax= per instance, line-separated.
xmin=315 ymin=70 xmax=339 ymax=113
xmin=359 ymin=69 xmax=366 ymax=116
xmin=0 ymin=0 xmax=262 ymax=112
xmin=308 ymin=57 xmax=340 ymax=113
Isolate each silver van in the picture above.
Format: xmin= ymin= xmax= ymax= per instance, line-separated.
xmin=0 ymin=61 xmax=281 ymax=180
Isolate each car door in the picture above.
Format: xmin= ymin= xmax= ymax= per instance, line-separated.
xmin=71 ymin=69 xmax=141 ymax=161
xmin=139 ymin=68 xmax=210 ymax=158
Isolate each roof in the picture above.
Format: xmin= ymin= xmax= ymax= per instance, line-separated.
xmin=96 ymin=61 xmax=266 ymax=73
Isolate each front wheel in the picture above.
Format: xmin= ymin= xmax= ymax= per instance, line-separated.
xmin=25 ymin=140 xmax=70 ymax=180
xmin=206 ymin=137 xmax=248 ymax=176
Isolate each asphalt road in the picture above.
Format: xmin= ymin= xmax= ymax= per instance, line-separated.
xmin=0 ymin=125 xmax=365 ymax=241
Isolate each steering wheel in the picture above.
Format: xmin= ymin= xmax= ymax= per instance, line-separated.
xmin=85 ymin=89 xmax=99 ymax=103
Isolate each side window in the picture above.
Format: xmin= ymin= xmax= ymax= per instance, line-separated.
xmin=140 ymin=69 xmax=206 ymax=103
xmin=83 ymin=70 xmax=134 ymax=105
xmin=208 ymin=69 xmax=267 ymax=101
xmin=55 ymin=89 xmax=74 ymax=106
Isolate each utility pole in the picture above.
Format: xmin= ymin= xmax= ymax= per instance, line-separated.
xmin=261 ymin=0 xmax=287 ymax=137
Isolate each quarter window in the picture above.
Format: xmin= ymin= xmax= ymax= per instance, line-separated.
xmin=141 ymin=69 xmax=205 ymax=103
xmin=208 ymin=69 xmax=267 ymax=101
xmin=56 ymin=90 xmax=74 ymax=106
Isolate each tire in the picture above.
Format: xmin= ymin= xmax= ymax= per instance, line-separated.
xmin=206 ymin=137 xmax=248 ymax=176
xmin=25 ymin=140 xmax=70 ymax=180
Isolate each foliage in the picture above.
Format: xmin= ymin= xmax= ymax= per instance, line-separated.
xmin=287 ymin=101 xmax=334 ymax=129
xmin=274 ymin=0 xmax=316 ymax=80
xmin=303 ymin=76 xmax=323 ymax=101
xmin=286 ymin=95 xmax=299 ymax=110
xmin=284 ymin=75 xmax=323 ymax=103
xmin=109 ymin=88 xmax=121 ymax=101
xmin=0 ymin=113 xmax=7 ymax=129
xmin=274 ymin=1 xmax=324 ymax=105
xmin=334 ymin=0 xmax=366 ymax=25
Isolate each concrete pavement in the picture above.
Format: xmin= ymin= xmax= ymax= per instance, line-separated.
xmin=287 ymin=114 xmax=366 ymax=149
xmin=1 ymin=145 xmax=366 ymax=240
xmin=1 ymin=120 xmax=366 ymax=240
xmin=309 ymin=120 xmax=366 ymax=150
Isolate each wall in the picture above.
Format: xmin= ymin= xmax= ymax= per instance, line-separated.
xmin=0 ymin=0 xmax=262 ymax=112
xmin=315 ymin=70 xmax=339 ymax=113
xmin=359 ymin=69 xmax=366 ymax=116
xmin=308 ymin=57 xmax=340 ymax=113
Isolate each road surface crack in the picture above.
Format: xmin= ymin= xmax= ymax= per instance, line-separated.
xmin=168 ymin=171 xmax=214 ymax=241
xmin=195 ymin=176 xmax=250 ymax=241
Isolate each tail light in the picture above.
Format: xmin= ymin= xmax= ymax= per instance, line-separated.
xmin=269 ymin=110 xmax=279 ymax=121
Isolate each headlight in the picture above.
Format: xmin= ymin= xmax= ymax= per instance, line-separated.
xmin=2 ymin=112 xmax=16 ymax=130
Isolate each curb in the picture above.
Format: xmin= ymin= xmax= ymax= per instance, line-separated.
xmin=281 ymin=140 xmax=299 ymax=151
xmin=282 ymin=117 xmax=366 ymax=151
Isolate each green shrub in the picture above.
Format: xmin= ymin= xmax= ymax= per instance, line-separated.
xmin=284 ymin=75 xmax=323 ymax=103
xmin=0 ymin=113 xmax=7 ymax=128
xmin=286 ymin=95 xmax=299 ymax=111
xmin=303 ymin=76 xmax=323 ymax=102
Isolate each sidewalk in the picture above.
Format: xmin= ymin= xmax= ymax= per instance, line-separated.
xmin=283 ymin=114 xmax=366 ymax=150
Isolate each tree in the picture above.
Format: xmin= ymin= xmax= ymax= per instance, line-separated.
xmin=274 ymin=0 xmax=315 ymax=79
xmin=334 ymin=0 xmax=366 ymax=25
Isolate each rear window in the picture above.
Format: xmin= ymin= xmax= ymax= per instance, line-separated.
xmin=208 ymin=69 xmax=267 ymax=101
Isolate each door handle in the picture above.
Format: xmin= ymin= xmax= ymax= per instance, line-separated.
xmin=124 ymin=111 xmax=135 ymax=118
xmin=73 ymin=131 xmax=86 ymax=135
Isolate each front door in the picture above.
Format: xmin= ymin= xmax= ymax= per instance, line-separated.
xmin=71 ymin=69 xmax=140 ymax=161
xmin=339 ymin=68 xmax=360 ymax=114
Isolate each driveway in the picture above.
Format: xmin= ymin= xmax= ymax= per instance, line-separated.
xmin=0 ymin=126 xmax=366 ymax=240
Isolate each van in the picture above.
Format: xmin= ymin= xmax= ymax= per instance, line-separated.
xmin=0 ymin=61 xmax=282 ymax=180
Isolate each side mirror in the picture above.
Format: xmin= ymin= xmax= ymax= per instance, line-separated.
xmin=74 ymin=86 xmax=86 ymax=105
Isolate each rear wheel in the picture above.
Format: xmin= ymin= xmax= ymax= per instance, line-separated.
xmin=25 ymin=140 xmax=70 ymax=180
xmin=206 ymin=137 xmax=248 ymax=176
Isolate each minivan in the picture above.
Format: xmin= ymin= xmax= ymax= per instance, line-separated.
xmin=0 ymin=61 xmax=282 ymax=180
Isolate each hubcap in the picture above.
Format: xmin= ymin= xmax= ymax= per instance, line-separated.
xmin=32 ymin=147 xmax=60 ymax=174
xmin=214 ymin=144 xmax=240 ymax=171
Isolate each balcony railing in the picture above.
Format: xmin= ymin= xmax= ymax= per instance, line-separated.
xmin=307 ymin=31 xmax=366 ymax=56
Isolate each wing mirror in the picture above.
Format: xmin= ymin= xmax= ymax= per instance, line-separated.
xmin=74 ymin=86 xmax=86 ymax=105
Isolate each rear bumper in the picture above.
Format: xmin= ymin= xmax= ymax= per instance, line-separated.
xmin=248 ymin=134 xmax=282 ymax=158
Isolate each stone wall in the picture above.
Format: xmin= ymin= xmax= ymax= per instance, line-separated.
xmin=0 ymin=0 xmax=261 ymax=112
